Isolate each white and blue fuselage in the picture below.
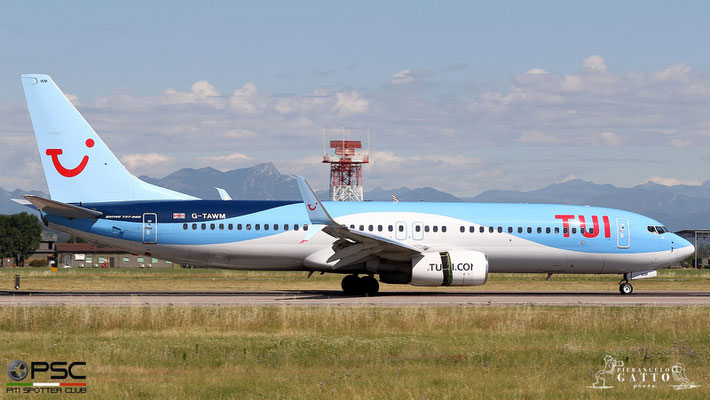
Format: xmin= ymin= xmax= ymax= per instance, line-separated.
xmin=45 ymin=200 xmax=693 ymax=275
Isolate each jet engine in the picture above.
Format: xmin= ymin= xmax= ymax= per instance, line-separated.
xmin=410 ymin=249 xmax=488 ymax=286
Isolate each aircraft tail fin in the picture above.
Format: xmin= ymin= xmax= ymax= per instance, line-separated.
xmin=20 ymin=74 xmax=197 ymax=203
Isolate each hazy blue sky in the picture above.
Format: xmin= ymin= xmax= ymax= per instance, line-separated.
xmin=2 ymin=1 xmax=710 ymax=195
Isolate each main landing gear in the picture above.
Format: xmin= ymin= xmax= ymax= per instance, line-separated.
xmin=341 ymin=274 xmax=379 ymax=296
xmin=619 ymin=273 xmax=633 ymax=295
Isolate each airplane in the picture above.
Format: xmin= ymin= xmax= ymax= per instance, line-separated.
xmin=17 ymin=74 xmax=695 ymax=295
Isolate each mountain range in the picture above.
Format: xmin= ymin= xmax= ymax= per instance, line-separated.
xmin=3 ymin=162 xmax=710 ymax=231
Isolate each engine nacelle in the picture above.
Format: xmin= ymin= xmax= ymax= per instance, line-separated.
xmin=410 ymin=249 xmax=488 ymax=286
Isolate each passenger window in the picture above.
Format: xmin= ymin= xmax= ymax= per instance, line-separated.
xmin=303 ymin=224 xmax=309 ymax=231
xmin=518 ymin=227 xmax=523 ymax=233
xmin=489 ymin=227 xmax=494 ymax=233
xmin=210 ymin=223 xmax=215 ymax=230
xmin=563 ymin=227 xmax=568 ymax=235
xmin=555 ymin=227 xmax=560 ymax=234
xmin=368 ymin=225 xmax=374 ymax=231
xmin=388 ymin=225 xmax=394 ymax=232
xmin=219 ymin=223 xmax=224 ymax=230
xmin=508 ymin=227 xmax=513 ymax=233
xmin=470 ymin=226 xmax=475 ymax=233
xmin=416 ymin=225 xmax=421 ymax=232
xmin=264 ymin=224 xmax=269 ymax=230
xmin=350 ymin=224 xmax=355 ymax=229
xmin=480 ymin=226 xmax=485 ymax=233
xmin=527 ymin=227 xmax=532 ymax=234
xmin=182 ymin=223 xmax=188 ymax=230
xmin=460 ymin=226 xmax=465 ymax=233
xmin=228 ymin=223 xmax=233 ymax=230
xmin=580 ymin=227 xmax=585 ymax=234
xmin=284 ymin=224 xmax=289 ymax=231
xmin=442 ymin=226 xmax=447 ymax=233
xmin=588 ymin=228 xmax=594 ymax=234
xmin=201 ymin=223 xmax=207 ymax=230
xmin=497 ymin=226 xmax=502 ymax=233
xmin=378 ymin=225 xmax=383 ymax=232
xmin=294 ymin=224 xmax=299 ymax=231
xmin=546 ymin=227 xmax=551 ymax=234
xmin=424 ymin=226 xmax=430 ymax=233
xmin=192 ymin=223 xmax=197 ymax=230
xmin=255 ymin=224 xmax=260 ymax=230
xmin=237 ymin=224 xmax=242 ymax=230
xmin=433 ymin=226 xmax=439 ymax=233
xmin=398 ymin=225 xmax=404 ymax=232
xmin=571 ymin=228 xmax=577 ymax=234
xmin=359 ymin=225 xmax=365 ymax=231
xmin=537 ymin=227 xmax=542 ymax=234
xmin=273 ymin=224 xmax=278 ymax=230
xmin=246 ymin=224 xmax=251 ymax=230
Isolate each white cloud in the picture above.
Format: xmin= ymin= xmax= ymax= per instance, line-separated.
xmin=581 ymin=54 xmax=608 ymax=73
xmin=199 ymin=152 xmax=252 ymax=162
xmin=389 ymin=70 xmax=416 ymax=85
xmin=65 ymin=93 xmax=79 ymax=105
xmin=643 ymin=177 xmax=702 ymax=186
xmin=121 ymin=153 xmax=173 ymax=171
xmin=518 ymin=131 xmax=559 ymax=143
xmin=229 ymin=82 xmax=262 ymax=114
xmin=671 ymin=138 xmax=692 ymax=148
xmin=599 ymin=131 xmax=623 ymax=147
xmin=163 ymin=80 xmax=224 ymax=108
xmin=332 ymin=91 xmax=369 ymax=116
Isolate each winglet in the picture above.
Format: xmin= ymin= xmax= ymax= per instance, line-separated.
xmin=295 ymin=176 xmax=338 ymax=226
xmin=215 ymin=187 xmax=232 ymax=200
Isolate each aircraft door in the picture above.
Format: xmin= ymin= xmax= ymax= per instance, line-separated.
xmin=616 ymin=218 xmax=630 ymax=249
xmin=143 ymin=213 xmax=158 ymax=244
xmin=412 ymin=222 xmax=424 ymax=240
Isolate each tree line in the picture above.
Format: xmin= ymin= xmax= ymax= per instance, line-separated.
xmin=0 ymin=213 xmax=42 ymax=267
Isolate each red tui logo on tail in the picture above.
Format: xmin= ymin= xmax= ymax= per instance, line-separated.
xmin=45 ymin=139 xmax=94 ymax=177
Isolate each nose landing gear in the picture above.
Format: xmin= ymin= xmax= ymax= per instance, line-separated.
xmin=619 ymin=273 xmax=633 ymax=295
xmin=341 ymin=274 xmax=379 ymax=296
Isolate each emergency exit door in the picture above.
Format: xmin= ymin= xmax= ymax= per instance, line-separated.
xmin=143 ymin=213 xmax=157 ymax=244
xmin=616 ymin=218 xmax=630 ymax=249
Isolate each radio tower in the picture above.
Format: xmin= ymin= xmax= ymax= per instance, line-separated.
xmin=322 ymin=128 xmax=370 ymax=201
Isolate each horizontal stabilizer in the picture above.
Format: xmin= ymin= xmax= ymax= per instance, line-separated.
xmin=11 ymin=198 xmax=38 ymax=211
xmin=23 ymin=195 xmax=103 ymax=219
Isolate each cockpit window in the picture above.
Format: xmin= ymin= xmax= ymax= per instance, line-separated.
xmin=648 ymin=225 xmax=669 ymax=235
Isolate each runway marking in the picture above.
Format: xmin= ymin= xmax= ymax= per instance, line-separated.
xmin=0 ymin=291 xmax=709 ymax=306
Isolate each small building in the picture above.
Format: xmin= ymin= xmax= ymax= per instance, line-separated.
xmin=55 ymin=243 xmax=177 ymax=268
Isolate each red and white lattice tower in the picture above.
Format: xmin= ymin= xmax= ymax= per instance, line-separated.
xmin=322 ymin=128 xmax=370 ymax=201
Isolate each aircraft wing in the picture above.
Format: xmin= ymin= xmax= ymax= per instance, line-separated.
xmin=295 ymin=177 xmax=423 ymax=267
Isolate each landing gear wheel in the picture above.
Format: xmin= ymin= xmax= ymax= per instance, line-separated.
xmin=341 ymin=275 xmax=360 ymax=295
xmin=360 ymin=275 xmax=379 ymax=296
xmin=619 ymin=282 xmax=633 ymax=295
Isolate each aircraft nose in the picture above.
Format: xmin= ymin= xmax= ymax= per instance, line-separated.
xmin=672 ymin=235 xmax=694 ymax=259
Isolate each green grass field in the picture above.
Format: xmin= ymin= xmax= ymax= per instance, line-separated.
xmin=1 ymin=266 xmax=709 ymax=293
xmin=0 ymin=268 xmax=709 ymax=399
xmin=0 ymin=305 xmax=709 ymax=399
